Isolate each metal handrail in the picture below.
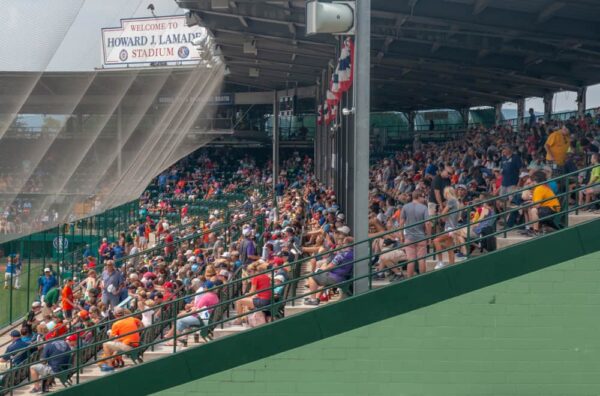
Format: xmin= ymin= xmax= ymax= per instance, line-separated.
xmin=1 ymin=166 xmax=599 ymax=392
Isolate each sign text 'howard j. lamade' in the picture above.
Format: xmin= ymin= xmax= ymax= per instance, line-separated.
xmin=101 ymin=15 xmax=204 ymax=66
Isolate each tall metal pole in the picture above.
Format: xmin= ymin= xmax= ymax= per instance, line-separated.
xmin=272 ymin=91 xmax=280 ymax=222
xmin=353 ymin=0 xmax=371 ymax=295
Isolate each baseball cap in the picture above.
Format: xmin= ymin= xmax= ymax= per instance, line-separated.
xmin=32 ymin=301 xmax=41 ymax=308
xmin=163 ymin=281 xmax=174 ymax=289
xmin=204 ymin=280 xmax=215 ymax=289
xmin=66 ymin=334 xmax=78 ymax=342
xmin=79 ymin=310 xmax=89 ymax=319
xmin=44 ymin=268 xmax=51 ymax=273
xmin=274 ymin=275 xmax=286 ymax=283
xmin=337 ymin=225 xmax=351 ymax=235
xmin=10 ymin=330 xmax=20 ymax=337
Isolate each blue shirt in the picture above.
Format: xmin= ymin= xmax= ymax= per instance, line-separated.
xmin=41 ymin=340 xmax=71 ymax=373
xmin=3 ymin=338 xmax=31 ymax=365
xmin=425 ymin=163 xmax=438 ymax=177
xmin=5 ymin=262 xmax=14 ymax=274
xmin=501 ymin=154 xmax=522 ymax=187
xmin=113 ymin=245 xmax=124 ymax=260
xmin=38 ymin=275 xmax=57 ymax=295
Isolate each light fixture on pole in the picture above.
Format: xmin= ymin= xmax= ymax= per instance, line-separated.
xmin=306 ymin=1 xmax=355 ymax=35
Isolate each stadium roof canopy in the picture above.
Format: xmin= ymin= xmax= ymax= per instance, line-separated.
xmin=0 ymin=67 xmax=202 ymax=115
xmin=177 ymin=0 xmax=600 ymax=111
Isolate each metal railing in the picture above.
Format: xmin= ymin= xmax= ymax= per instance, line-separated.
xmin=1 ymin=165 xmax=599 ymax=393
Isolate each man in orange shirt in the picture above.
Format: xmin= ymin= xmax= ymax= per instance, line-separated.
xmin=544 ymin=125 xmax=570 ymax=168
xmin=61 ymin=279 xmax=75 ymax=319
xmin=101 ymin=307 xmax=143 ymax=371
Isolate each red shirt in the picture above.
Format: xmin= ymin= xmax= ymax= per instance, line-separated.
xmin=251 ymin=274 xmax=272 ymax=301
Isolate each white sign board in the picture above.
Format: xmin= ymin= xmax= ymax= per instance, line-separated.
xmin=101 ymin=16 xmax=204 ymax=67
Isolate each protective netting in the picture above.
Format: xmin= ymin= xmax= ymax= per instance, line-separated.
xmin=0 ymin=1 xmax=224 ymax=242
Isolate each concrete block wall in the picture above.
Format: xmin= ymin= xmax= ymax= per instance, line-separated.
xmin=154 ymin=250 xmax=600 ymax=396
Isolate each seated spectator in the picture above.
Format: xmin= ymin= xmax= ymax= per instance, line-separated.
xmin=374 ymin=238 xmax=406 ymax=282
xmin=233 ymin=262 xmax=271 ymax=325
xmin=101 ymin=307 xmax=143 ymax=371
xmin=0 ymin=329 xmax=31 ymax=369
xmin=305 ymin=236 xmax=354 ymax=306
xmin=455 ymin=194 xmax=496 ymax=254
xmin=579 ymin=153 xmax=600 ymax=210
xmin=164 ymin=281 xmax=219 ymax=346
xmin=29 ymin=335 xmax=77 ymax=393
xmin=527 ymin=171 xmax=561 ymax=235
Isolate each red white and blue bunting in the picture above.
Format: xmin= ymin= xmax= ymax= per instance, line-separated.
xmin=318 ymin=37 xmax=355 ymax=126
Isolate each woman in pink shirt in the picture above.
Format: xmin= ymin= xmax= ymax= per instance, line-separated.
xmin=164 ymin=281 xmax=219 ymax=346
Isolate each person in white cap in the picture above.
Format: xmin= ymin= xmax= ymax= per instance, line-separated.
xmin=37 ymin=267 xmax=57 ymax=303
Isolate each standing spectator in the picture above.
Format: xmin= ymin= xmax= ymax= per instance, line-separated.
xmin=239 ymin=229 xmax=259 ymax=266
xmin=38 ymin=268 xmax=57 ymax=303
xmin=399 ymin=190 xmax=432 ymax=278
xmin=61 ymin=278 xmax=76 ymax=319
xmin=528 ymin=108 xmax=536 ymax=128
xmin=101 ymin=261 xmax=124 ymax=310
xmin=499 ymin=146 xmax=522 ymax=196
xmin=427 ymin=166 xmax=452 ymax=216
xmin=99 ymin=238 xmax=111 ymax=263
xmin=545 ymin=125 xmax=570 ymax=171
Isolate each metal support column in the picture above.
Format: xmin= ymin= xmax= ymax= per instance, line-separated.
xmin=516 ymin=98 xmax=525 ymax=131
xmin=494 ymin=103 xmax=503 ymax=126
xmin=272 ymin=91 xmax=279 ymax=221
xmin=352 ymin=0 xmax=371 ymax=295
xmin=459 ymin=107 xmax=470 ymax=129
xmin=408 ymin=111 xmax=415 ymax=133
xmin=314 ymin=83 xmax=321 ymax=181
xmin=543 ymin=93 xmax=554 ymax=122
xmin=320 ymin=69 xmax=328 ymax=184
xmin=577 ymin=87 xmax=587 ymax=118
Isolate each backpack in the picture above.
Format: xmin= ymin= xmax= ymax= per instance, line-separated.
xmin=480 ymin=225 xmax=497 ymax=252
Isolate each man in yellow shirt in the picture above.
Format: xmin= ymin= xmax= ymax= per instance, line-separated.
xmin=544 ymin=125 xmax=570 ymax=167
xmin=528 ymin=171 xmax=561 ymax=235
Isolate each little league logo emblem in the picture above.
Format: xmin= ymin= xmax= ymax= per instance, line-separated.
xmin=119 ymin=49 xmax=128 ymax=61
xmin=178 ymin=46 xmax=190 ymax=59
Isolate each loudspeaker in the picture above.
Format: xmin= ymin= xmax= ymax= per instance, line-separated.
xmin=306 ymin=1 xmax=355 ymax=35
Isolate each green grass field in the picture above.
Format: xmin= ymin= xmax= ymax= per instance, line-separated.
xmin=0 ymin=261 xmax=45 ymax=327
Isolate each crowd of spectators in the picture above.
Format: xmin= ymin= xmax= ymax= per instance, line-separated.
xmin=2 ymin=113 xmax=600 ymax=392
xmin=368 ymin=113 xmax=600 ymax=272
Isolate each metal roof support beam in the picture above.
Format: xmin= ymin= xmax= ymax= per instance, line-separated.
xmin=517 ymin=98 xmax=525 ymax=131
xmin=543 ymin=93 xmax=554 ymax=121
xmin=577 ymin=86 xmax=587 ymax=117
xmin=537 ymin=2 xmax=566 ymax=24
xmin=473 ymin=0 xmax=490 ymax=15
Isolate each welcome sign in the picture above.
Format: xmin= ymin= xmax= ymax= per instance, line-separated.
xmin=101 ymin=15 xmax=204 ymax=66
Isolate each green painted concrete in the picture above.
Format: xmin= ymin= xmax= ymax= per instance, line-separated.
xmin=157 ymin=249 xmax=600 ymax=396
